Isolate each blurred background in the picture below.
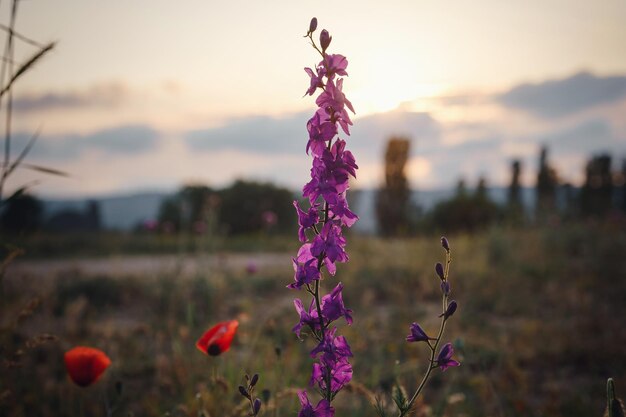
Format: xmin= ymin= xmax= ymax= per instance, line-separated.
xmin=1 ymin=1 xmax=625 ymax=416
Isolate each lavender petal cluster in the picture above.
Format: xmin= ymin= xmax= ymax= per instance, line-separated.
xmin=289 ymin=18 xmax=358 ymax=415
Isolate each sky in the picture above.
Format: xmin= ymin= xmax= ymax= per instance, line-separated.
xmin=4 ymin=0 xmax=626 ymax=198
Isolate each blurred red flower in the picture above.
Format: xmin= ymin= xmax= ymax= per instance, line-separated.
xmin=64 ymin=346 xmax=111 ymax=387
xmin=196 ymin=320 xmax=239 ymax=356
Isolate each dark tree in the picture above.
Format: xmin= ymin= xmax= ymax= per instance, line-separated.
xmin=580 ymin=154 xmax=613 ymax=218
xmin=429 ymin=177 xmax=499 ymax=233
xmin=218 ymin=180 xmax=294 ymax=235
xmin=375 ymin=137 xmax=411 ymax=236
xmin=0 ymin=194 xmax=43 ymax=235
xmin=535 ymin=146 xmax=558 ymax=219
xmin=157 ymin=184 xmax=215 ymax=233
xmin=507 ymin=159 xmax=524 ymax=224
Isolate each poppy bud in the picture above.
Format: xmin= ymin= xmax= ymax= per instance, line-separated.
xmin=239 ymin=385 xmax=250 ymax=398
xmin=320 ymin=29 xmax=331 ymax=52
xmin=306 ymin=17 xmax=318 ymax=36
xmin=441 ymin=236 xmax=450 ymax=251
xmin=253 ymin=398 xmax=262 ymax=415
xmin=250 ymin=373 xmax=259 ymax=387
xmin=439 ymin=300 xmax=457 ymax=320
xmin=435 ymin=262 xmax=445 ymax=280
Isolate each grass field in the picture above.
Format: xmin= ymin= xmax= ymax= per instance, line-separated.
xmin=1 ymin=224 xmax=625 ymax=417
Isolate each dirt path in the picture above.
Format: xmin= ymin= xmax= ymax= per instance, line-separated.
xmin=7 ymin=252 xmax=292 ymax=279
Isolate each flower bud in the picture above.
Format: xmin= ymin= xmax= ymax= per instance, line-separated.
xmin=439 ymin=300 xmax=457 ymax=320
xmin=253 ymin=398 xmax=262 ymax=415
xmin=441 ymin=236 xmax=450 ymax=251
xmin=440 ymin=281 xmax=450 ymax=295
xmin=239 ymin=385 xmax=250 ymax=398
xmin=307 ymin=17 xmax=318 ymax=36
xmin=250 ymin=373 xmax=259 ymax=387
xmin=435 ymin=262 xmax=445 ymax=280
xmin=320 ymin=29 xmax=332 ymax=52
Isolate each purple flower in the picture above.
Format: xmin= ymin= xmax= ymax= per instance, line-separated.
xmin=306 ymin=109 xmax=337 ymax=156
xmin=297 ymin=390 xmax=334 ymax=417
xmin=441 ymin=236 xmax=450 ymax=251
xmin=316 ymin=79 xmax=354 ymax=135
xmin=293 ymin=298 xmax=320 ymax=338
xmin=322 ymin=54 xmax=348 ymax=79
xmin=437 ymin=342 xmax=460 ymax=371
xmin=294 ymin=200 xmax=320 ymax=242
xmin=311 ymin=222 xmax=348 ymax=266
xmin=311 ymin=356 xmax=352 ymax=393
xmin=321 ymin=283 xmax=353 ymax=325
xmin=310 ymin=327 xmax=353 ymax=361
xmin=304 ymin=66 xmax=326 ymax=96
xmin=327 ymin=194 xmax=358 ymax=228
xmin=288 ymin=258 xmax=321 ymax=290
xmin=406 ymin=323 xmax=435 ymax=343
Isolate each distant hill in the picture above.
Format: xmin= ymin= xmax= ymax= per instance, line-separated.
xmin=43 ymin=192 xmax=172 ymax=231
xmin=42 ymin=187 xmax=538 ymax=233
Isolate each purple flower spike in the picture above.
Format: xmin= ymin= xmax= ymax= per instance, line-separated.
xmin=439 ymin=300 xmax=457 ymax=320
xmin=297 ymin=390 xmax=334 ymax=417
xmin=437 ymin=342 xmax=460 ymax=371
xmin=406 ymin=323 xmax=436 ymax=343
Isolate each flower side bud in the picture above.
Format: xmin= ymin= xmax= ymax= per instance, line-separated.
xmin=441 ymin=236 xmax=450 ymax=251
xmin=320 ymin=29 xmax=332 ymax=52
xmin=435 ymin=262 xmax=445 ymax=280
xmin=307 ymin=17 xmax=318 ymax=36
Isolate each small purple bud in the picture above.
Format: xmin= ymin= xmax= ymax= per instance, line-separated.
xmin=441 ymin=236 xmax=450 ymax=251
xmin=250 ymin=373 xmax=259 ymax=387
xmin=440 ymin=281 xmax=450 ymax=295
xmin=253 ymin=398 xmax=262 ymax=415
xmin=307 ymin=17 xmax=318 ymax=36
xmin=239 ymin=385 xmax=250 ymax=398
xmin=320 ymin=29 xmax=332 ymax=52
xmin=435 ymin=262 xmax=445 ymax=280
xmin=439 ymin=300 xmax=457 ymax=319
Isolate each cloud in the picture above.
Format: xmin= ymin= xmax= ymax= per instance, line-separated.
xmin=185 ymin=113 xmax=307 ymax=155
xmin=13 ymin=82 xmax=128 ymax=113
xmin=184 ymin=109 xmax=441 ymax=162
xmin=13 ymin=124 xmax=159 ymax=160
xmin=538 ymin=118 xmax=625 ymax=156
xmin=497 ymin=71 xmax=626 ymax=118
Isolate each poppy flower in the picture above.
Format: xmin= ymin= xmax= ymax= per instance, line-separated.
xmin=196 ymin=320 xmax=239 ymax=356
xmin=64 ymin=346 xmax=111 ymax=387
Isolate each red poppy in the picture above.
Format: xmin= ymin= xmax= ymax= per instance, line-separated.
xmin=64 ymin=346 xmax=111 ymax=387
xmin=196 ymin=320 xmax=239 ymax=356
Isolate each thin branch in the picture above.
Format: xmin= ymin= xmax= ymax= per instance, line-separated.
xmin=0 ymin=42 xmax=55 ymax=99
xmin=2 ymin=127 xmax=39 ymax=179
xmin=0 ymin=23 xmax=46 ymax=49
